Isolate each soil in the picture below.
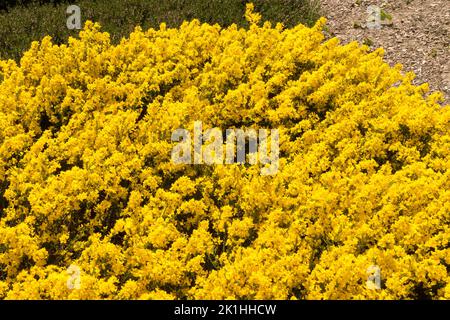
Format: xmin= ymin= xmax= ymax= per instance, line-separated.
xmin=319 ymin=0 xmax=450 ymax=105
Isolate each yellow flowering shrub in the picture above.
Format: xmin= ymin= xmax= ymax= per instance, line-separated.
xmin=0 ymin=4 xmax=449 ymax=299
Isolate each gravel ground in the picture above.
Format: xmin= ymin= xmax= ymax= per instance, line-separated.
xmin=319 ymin=0 xmax=450 ymax=105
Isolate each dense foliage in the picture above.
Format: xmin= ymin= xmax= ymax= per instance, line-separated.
xmin=0 ymin=5 xmax=449 ymax=299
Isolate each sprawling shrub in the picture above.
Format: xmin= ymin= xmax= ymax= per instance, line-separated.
xmin=0 ymin=5 xmax=449 ymax=299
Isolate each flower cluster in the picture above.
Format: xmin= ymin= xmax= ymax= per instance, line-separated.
xmin=0 ymin=4 xmax=449 ymax=299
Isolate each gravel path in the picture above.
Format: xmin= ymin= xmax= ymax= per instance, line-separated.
xmin=319 ymin=0 xmax=450 ymax=104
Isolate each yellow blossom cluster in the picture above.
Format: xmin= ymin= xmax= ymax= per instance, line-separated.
xmin=0 ymin=4 xmax=449 ymax=299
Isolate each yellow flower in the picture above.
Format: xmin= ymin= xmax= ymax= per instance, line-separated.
xmin=0 ymin=3 xmax=448 ymax=300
